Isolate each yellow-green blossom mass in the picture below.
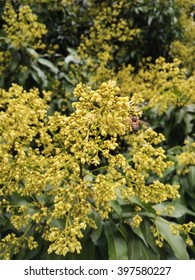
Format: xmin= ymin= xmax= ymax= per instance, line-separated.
xmin=3 ymin=3 xmax=47 ymax=50
xmin=0 ymin=81 xmax=181 ymax=259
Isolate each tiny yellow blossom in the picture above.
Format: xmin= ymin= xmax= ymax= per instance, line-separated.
xmin=130 ymin=215 xmax=142 ymax=228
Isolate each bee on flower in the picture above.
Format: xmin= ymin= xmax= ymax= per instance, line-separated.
xmin=131 ymin=115 xmax=139 ymax=133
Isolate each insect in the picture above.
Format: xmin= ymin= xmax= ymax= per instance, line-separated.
xmin=131 ymin=115 xmax=139 ymax=133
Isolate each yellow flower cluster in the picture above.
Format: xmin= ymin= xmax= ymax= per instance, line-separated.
xmin=0 ymin=51 xmax=11 ymax=74
xmin=77 ymin=0 xmax=140 ymax=85
xmin=0 ymin=81 xmax=130 ymax=257
xmin=11 ymin=212 xmax=30 ymax=230
xmin=115 ymin=64 xmax=135 ymax=96
xmin=170 ymin=221 xmax=195 ymax=246
xmin=72 ymin=80 xmax=130 ymax=137
xmin=151 ymin=224 xmax=164 ymax=248
xmin=123 ymin=129 xmax=180 ymax=204
xmin=177 ymin=140 xmax=195 ymax=174
xmin=171 ymin=41 xmax=195 ymax=74
xmin=3 ymin=3 xmax=47 ymax=49
xmin=0 ymin=81 xmax=181 ymax=258
xmin=43 ymin=218 xmax=87 ymax=255
xmin=130 ymin=214 xmax=142 ymax=228
xmin=128 ymin=57 xmax=195 ymax=113
xmin=0 ymin=233 xmax=38 ymax=260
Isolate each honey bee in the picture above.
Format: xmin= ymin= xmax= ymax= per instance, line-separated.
xmin=124 ymin=115 xmax=141 ymax=133
xmin=131 ymin=115 xmax=139 ymax=133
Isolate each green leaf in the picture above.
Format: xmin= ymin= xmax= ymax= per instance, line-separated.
xmin=148 ymin=16 xmax=153 ymax=26
xmin=0 ymin=214 xmax=7 ymax=225
xmin=104 ymin=221 xmax=128 ymax=260
xmin=65 ymin=48 xmax=80 ymax=66
xmin=90 ymin=212 xmax=103 ymax=243
xmin=188 ymin=166 xmax=195 ymax=190
xmin=117 ymin=223 xmax=129 ymax=241
xmin=18 ymin=69 xmax=29 ymax=84
xmin=167 ymin=145 xmax=183 ymax=156
xmin=14 ymin=248 xmax=26 ymax=260
xmin=9 ymin=60 xmax=19 ymax=73
xmin=110 ymin=200 xmax=122 ymax=219
xmin=59 ymin=72 xmax=74 ymax=83
xmin=65 ymin=238 xmax=95 ymax=260
xmin=180 ymin=176 xmax=195 ymax=199
xmin=26 ymin=47 xmax=39 ymax=58
xmin=188 ymin=197 xmax=195 ymax=211
xmin=162 ymin=165 xmax=175 ymax=178
xmin=65 ymin=55 xmax=80 ymax=65
xmin=49 ymin=218 xmax=65 ymax=230
xmin=154 ymin=201 xmax=195 ymax=218
xmin=0 ymin=219 xmax=14 ymax=232
xmin=38 ymin=58 xmax=59 ymax=74
xmin=31 ymin=64 xmax=48 ymax=87
xmin=175 ymin=107 xmax=186 ymax=126
xmin=131 ymin=226 xmax=148 ymax=247
xmin=127 ymin=231 xmax=159 ymax=260
xmin=11 ymin=193 xmax=31 ymax=205
xmin=24 ymin=245 xmax=42 ymax=260
xmin=129 ymin=196 xmax=155 ymax=213
xmin=180 ymin=177 xmax=190 ymax=189
xmin=30 ymin=70 xmax=41 ymax=85
xmin=184 ymin=113 xmax=194 ymax=134
xmin=155 ymin=217 xmax=189 ymax=260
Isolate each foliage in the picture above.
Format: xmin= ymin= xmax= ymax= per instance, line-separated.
xmin=0 ymin=0 xmax=195 ymax=260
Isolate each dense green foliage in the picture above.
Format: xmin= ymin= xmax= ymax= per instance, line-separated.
xmin=0 ymin=0 xmax=195 ymax=260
